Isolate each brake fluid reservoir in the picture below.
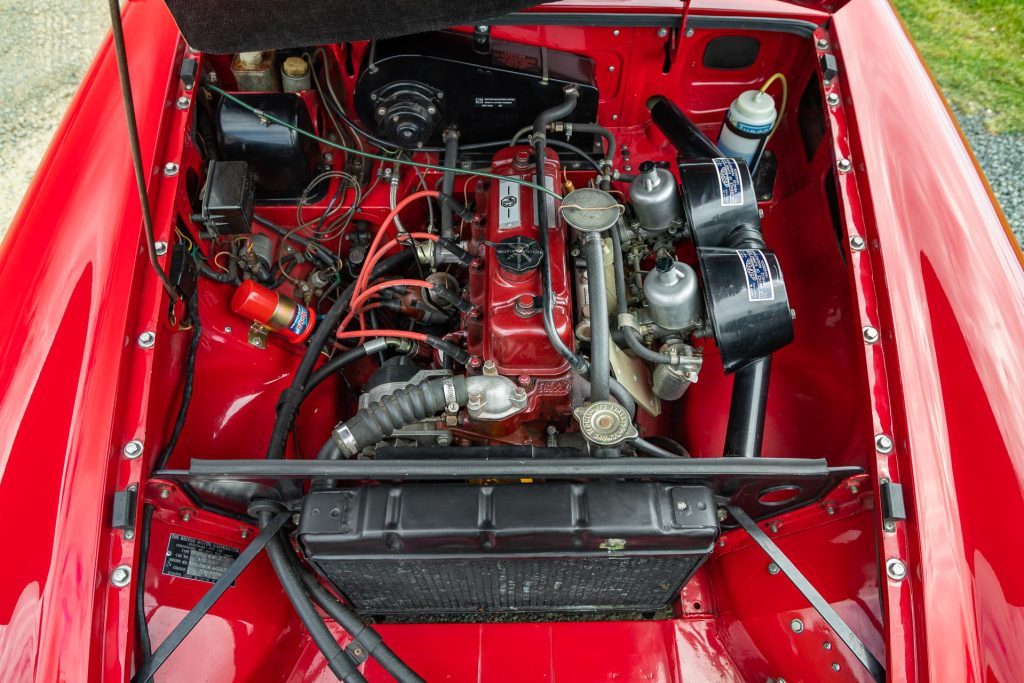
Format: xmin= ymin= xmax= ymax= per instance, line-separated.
xmin=716 ymin=90 xmax=776 ymax=167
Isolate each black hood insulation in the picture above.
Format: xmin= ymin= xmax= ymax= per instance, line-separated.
xmin=163 ymin=0 xmax=551 ymax=54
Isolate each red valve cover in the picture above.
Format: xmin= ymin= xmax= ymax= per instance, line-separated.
xmin=469 ymin=146 xmax=574 ymax=376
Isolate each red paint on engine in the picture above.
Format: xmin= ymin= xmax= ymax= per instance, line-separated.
xmin=468 ymin=145 xmax=574 ymax=377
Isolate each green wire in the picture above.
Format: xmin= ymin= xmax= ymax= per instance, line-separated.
xmin=204 ymin=84 xmax=563 ymax=200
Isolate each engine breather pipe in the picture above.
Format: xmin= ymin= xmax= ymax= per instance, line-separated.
xmin=440 ymin=128 xmax=459 ymax=241
xmin=532 ymin=86 xmax=589 ymax=375
xmin=582 ymin=233 xmax=610 ymax=402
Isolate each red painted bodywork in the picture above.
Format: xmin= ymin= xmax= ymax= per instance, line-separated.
xmin=1 ymin=0 xmax=1022 ymax=682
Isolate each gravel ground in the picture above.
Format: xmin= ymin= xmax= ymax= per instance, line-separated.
xmin=0 ymin=6 xmax=1021 ymax=247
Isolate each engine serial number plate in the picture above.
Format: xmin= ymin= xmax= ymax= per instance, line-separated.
xmin=162 ymin=534 xmax=240 ymax=585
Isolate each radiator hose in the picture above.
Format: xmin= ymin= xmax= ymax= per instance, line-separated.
xmin=327 ymin=376 xmax=470 ymax=458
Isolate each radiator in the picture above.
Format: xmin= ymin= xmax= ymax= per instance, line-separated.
xmin=299 ymin=482 xmax=718 ymax=616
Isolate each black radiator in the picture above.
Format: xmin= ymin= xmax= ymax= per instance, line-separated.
xmin=299 ymin=482 xmax=718 ymax=616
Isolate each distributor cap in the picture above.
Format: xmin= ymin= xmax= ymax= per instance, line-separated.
xmin=494 ymin=236 xmax=543 ymax=274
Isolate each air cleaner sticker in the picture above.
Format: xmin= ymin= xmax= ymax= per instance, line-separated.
xmin=712 ymin=157 xmax=744 ymax=207
xmin=737 ymin=249 xmax=774 ymax=302
xmin=162 ymin=534 xmax=240 ymax=585
xmin=474 ymin=96 xmax=517 ymax=110
xmin=498 ymin=180 xmax=521 ymax=229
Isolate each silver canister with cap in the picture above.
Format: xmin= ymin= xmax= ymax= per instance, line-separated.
xmin=643 ymin=256 xmax=701 ymax=331
xmin=281 ymin=56 xmax=312 ymax=93
xmin=629 ymin=161 xmax=682 ymax=234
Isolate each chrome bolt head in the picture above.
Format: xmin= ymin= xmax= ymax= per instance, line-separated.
xmin=159 ymin=488 xmax=171 ymax=499
xmin=657 ymin=28 xmax=668 ymax=38
xmin=884 ymin=520 xmax=896 ymax=532
xmin=613 ymin=29 xmax=620 ymax=36
xmin=138 ymin=331 xmax=156 ymax=348
xmin=886 ymin=558 xmax=907 ymax=581
xmin=826 ymin=92 xmax=840 ymax=106
xmin=111 ymin=565 xmax=132 ymax=587
xmin=831 ymin=663 xmax=841 ymax=672
xmin=862 ymin=326 xmax=880 ymax=344
xmin=123 ymin=440 xmax=144 ymax=460
xmin=176 ymin=96 xmax=191 ymax=110
xmin=608 ymin=65 xmax=616 ymax=72
xmin=124 ymin=529 xmax=135 ymax=540
xmin=154 ymin=241 xmax=168 ymax=256
xmin=790 ymin=618 xmax=804 ymax=633
xmin=163 ymin=162 xmax=179 ymax=176
xmin=837 ymin=158 xmax=852 ymax=173
xmin=875 ymin=434 xmax=894 ymax=453
xmin=817 ymin=38 xmax=830 ymax=50
xmin=823 ymin=641 xmax=833 ymax=650
xmin=849 ymin=235 xmax=866 ymax=251
xmin=685 ymin=27 xmax=695 ymax=38
xmin=768 ymin=562 xmax=780 ymax=575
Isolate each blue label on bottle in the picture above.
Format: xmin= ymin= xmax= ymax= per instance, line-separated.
xmin=733 ymin=119 xmax=773 ymax=134
xmin=737 ymin=249 xmax=775 ymax=302
xmin=289 ymin=305 xmax=310 ymax=335
xmin=712 ymin=158 xmax=744 ymax=207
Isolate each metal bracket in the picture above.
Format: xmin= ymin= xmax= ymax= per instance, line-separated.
xmin=247 ymin=322 xmax=269 ymax=349
xmin=727 ymin=504 xmax=886 ymax=682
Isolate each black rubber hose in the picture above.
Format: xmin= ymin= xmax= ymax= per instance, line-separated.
xmin=532 ymin=87 xmax=588 ymax=375
xmin=328 ymin=376 xmax=469 ymax=458
xmin=134 ymin=504 xmax=154 ymax=682
xmin=583 ymin=233 xmax=610 ymax=402
xmin=440 ymin=130 xmax=459 ymax=241
xmin=621 ymin=326 xmax=675 ymax=365
xmin=648 ymin=96 xmax=724 ymax=159
xmin=197 ymin=261 xmax=241 ymax=285
xmin=724 ymin=357 xmax=771 ymax=458
xmin=299 ymin=573 xmax=424 ymax=683
xmin=259 ymin=512 xmax=366 ymax=682
xmin=155 ymin=290 xmax=201 ymax=470
xmin=266 ymin=250 xmax=414 ymax=460
xmin=569 ymin=123 xmax=616 ymax=187
xmin=608 ymin=379 xmax=636 ymax=419
xmin=632 ymin=437 xmax=687 ymax=459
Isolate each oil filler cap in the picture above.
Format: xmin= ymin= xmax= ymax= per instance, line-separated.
xmin=495 ymin=236 xmax=543 ymax=274
xmin=574 ymin=401 xmax=638 ymax=447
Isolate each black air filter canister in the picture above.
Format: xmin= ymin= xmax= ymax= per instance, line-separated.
xmin=299 ymin=483 xmax=718 ymax=615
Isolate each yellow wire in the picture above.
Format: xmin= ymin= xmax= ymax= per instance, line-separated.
xmin=759 ymin=72 xmax=788 ymax=142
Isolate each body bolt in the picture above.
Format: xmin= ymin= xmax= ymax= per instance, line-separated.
xmin=875 ymin=434 xmax=894 ymax=453
xmin=138 ymin=331 xmax=156 ymax=348
xmin=608 ymin=65 xmax=616 ymax=72
xmin=111 ymin=565 xmax=132 ymax=587
xmin=837 ymin=158 xmax=852 ymax=173
xmin=124 ymin=530 xmax=135 ymax=540
xmin=849 ymin=235 xmax=866 ymax=251
xmin=657 ymin=28 xmax=668 ymax=38
xmin=685 ymin=27 xmax=695 ymax=38
xmin=768 ymin=562 xmax=780 ymax=575
xmin=884 ymin=520 xmax=896 ymax=532
xmin=826 ymin=93 xmax=840 ymax=106
xmin=123 ymin=440 xmax=144 ymax=459
xmin=887 ymin=558 xmax=907 ymax=580
xmin=154 ymin=241 xmax=168 ymax=256
xmin=176 ymin=96 xmax=191 ymax=110
xmin=817 ymin=38 xmax=830 ymax=50
xmin=613 ymin=29 xmax=620 ymax=36
xmin=163 ymin=162 xmax=179 ymax=176
xmin=862 ymin=326 xmax=879 ymax=344
xmin=823 ymin=642 xmax=833 ymax=650
xmin=159 ymin=488 xmax=171 ymax=499
xmin=832 ymin=663 xmax=841 ymax=672
xmin=790 ymin=618 xmax=804 ymax=633
xmin=181 ymin=509 xmax=192 ymax=522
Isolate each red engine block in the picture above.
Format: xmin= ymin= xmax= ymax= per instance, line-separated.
xmin=463 ymin=145 xmax=575 ymax=440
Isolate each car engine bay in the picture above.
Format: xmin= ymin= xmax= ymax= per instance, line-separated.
xmin=129 ymin=17 xmax=887 ymax=681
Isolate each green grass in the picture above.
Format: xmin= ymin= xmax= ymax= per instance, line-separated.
xmin=893 ymin=0 xmax=1024 ymax=133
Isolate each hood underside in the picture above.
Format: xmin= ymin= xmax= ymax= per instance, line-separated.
xmin=165 ymin=0 xmax=555 ymax=54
